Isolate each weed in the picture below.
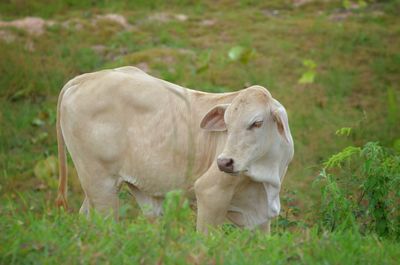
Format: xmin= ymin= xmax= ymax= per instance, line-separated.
xmin=316 ymin=141 xmax=400 ymax=238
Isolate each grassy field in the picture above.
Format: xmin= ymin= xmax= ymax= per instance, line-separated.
xmin=1 ymin=0 xmax=399 ymax=263
xmin=2 ymin=199 xmax=399 ymax=264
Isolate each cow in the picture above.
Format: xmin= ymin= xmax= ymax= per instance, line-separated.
xmin=55 ymin=66 xmax=294 ymax=233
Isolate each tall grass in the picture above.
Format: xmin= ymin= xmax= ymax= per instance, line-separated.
xmin=1 ymin=189 xmax=399 ymax=265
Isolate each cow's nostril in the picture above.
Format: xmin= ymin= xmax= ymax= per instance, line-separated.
xmin=217 ymin=158 xmax=235 ymax=173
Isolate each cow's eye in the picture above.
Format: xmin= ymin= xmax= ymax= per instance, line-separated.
xmin=248 ymin=120 xmax=263 ymax=130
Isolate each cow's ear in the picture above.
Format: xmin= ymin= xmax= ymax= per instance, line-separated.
xmin=271 ymin=105 xmax=292 ymax=144
xmin=200 ymin=104 xmax=229 ymax=131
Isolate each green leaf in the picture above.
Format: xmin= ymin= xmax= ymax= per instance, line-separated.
xmin=335 ymin=127 xmax=352 ymax=137
xmin=228 ymin=46 xmax=245 ymax=61
xmin=303 ymin=59 xmax=316 ymax=69
xmin=299 ymin=59 xmax=317 ymax=84
xmin=298 ymin=71 xmax=315 ymax=84
xmin=324 ymin=146 xmax=361 ymax=169
xmin=343 ymin=0 xmax=351 ymax=9
xmin=9 ymin=88 xmax=30 ymax=101
xmin=33 ymin=156 xmax=58 ymax=189
xmin=31 ymin=132 xmax=49 ymax=144
xmin=31 ymin=118 xmax=46 ymax=127
xmin=228 ymin=46 xmax=254 ymax=64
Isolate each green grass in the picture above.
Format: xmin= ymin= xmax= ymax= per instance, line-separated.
xmin=1 ymin=192 xmax=399 ymax=265
xmin=1 ymin=0 xmax=400 ymax=263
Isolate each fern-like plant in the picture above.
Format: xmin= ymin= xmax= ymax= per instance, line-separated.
xmin=315 ymin=141 xmax=400 ymax=238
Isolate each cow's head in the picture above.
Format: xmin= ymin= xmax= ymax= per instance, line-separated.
xmin=200 ymin=86 xmax=294 ymax=218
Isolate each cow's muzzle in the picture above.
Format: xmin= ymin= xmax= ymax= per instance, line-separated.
xmin=217 ymin=158 xmax=235 ymax=174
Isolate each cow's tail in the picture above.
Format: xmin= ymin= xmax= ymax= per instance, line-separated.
xmin=55 ymin=84 xmax=69 ymax=209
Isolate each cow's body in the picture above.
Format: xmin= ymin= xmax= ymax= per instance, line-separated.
xmin=56 ymin=66 xmax=294 ymax=233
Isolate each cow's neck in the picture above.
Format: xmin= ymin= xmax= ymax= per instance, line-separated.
xmin=186 ymin=90 xmax=239 ymax=179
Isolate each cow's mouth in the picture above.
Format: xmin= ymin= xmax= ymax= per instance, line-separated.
xmin=218 ymin=167 xmax=238 ymax=174
xmin=220 ymin=169 xmax=246 ymax=176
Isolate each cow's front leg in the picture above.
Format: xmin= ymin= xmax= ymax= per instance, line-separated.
xmin=258 ymin=220 xmax=271 ymax=234
xmin=194 ymin=164 xmax=243 ymax=234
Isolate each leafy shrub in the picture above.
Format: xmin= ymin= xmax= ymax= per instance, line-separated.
xmin=315 ymin=142 xmax=400 ymax=238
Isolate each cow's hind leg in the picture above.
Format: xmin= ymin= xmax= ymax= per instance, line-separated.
xmin=75 ymin=162 xmax=120 ymax=220
xmin=79 ymin=196 xmax=90 ymax=216
xmin=64 ymin=118 xmax=124 ymax=220
xmin=83 ymin=176 xmax=120 ymax=220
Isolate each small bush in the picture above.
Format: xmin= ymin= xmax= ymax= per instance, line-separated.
xmin=315 ymin=142 xmax=400 ymax=238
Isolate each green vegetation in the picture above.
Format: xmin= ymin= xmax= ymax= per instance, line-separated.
xmin=318 ymin=142 xmax=400 ymax=238
xmin=2 ymin=191 xmax=400 ymax=264
xmin=1 ymin=0 xmax=399 ymax=263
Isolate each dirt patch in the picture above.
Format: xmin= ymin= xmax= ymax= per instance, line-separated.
xmin=329 ymin=12 xmax=354 ymax=21
xmin=200 ymin=19 xmax=217 ymax=26
xmin=0 ymin=17 xmax=54 ymax=36
xmin=262 ymin=9 xmax=280 ymax=17
xmin=95 ymin=13 xmax=132 ymax=30
xmin=293 ymin=0 xmax=343 ymax=8
xmin=293 ymin=0 xmax=313 ymax=7
xmin=61 ymin=18 xmax=85 ymax=31
xmin=0 ymin=13 xmax=133 ymax=39
xmin=146 ymin=12 xmax=188 ymax=23
xmin=62 ymin=13 xmax=133 ymax=31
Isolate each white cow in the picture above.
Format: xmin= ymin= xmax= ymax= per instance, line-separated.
xmin=56 ymin=66 xmax=294 ymax=233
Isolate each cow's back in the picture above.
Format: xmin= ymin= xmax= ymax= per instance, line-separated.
xmin=60 ymin=67 xmax=196 ymax=195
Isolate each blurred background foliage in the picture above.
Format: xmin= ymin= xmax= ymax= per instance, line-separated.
xmin=0 ymin=0 xmax=399 ymax=244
